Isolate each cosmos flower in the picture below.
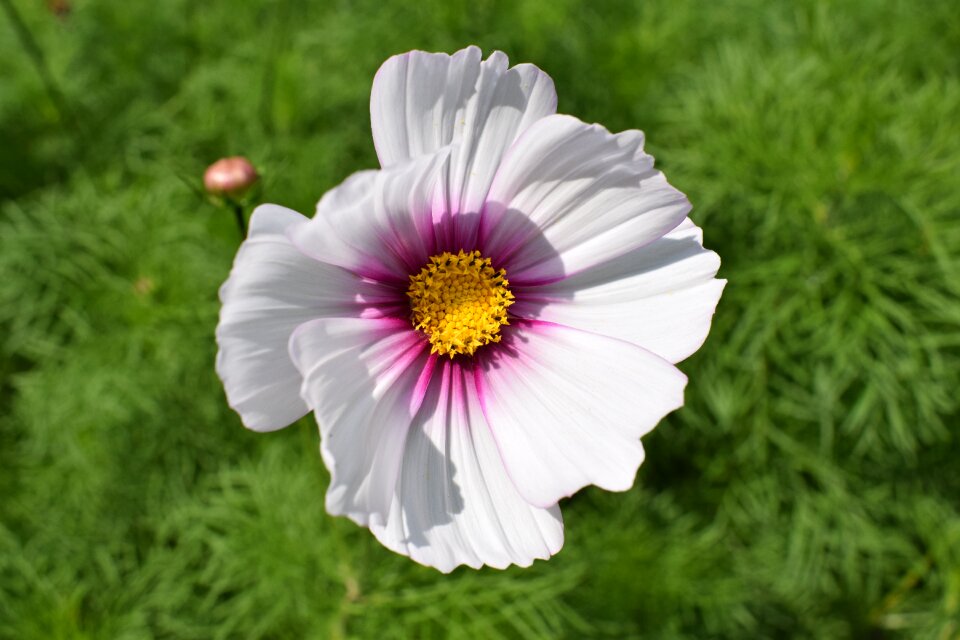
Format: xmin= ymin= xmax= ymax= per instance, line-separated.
xmin=216 ymin=46 xmax=725 ymax=572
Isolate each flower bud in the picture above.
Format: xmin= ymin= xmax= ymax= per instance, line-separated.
xmin=47 ymin=0 xmax=71 ymax=17
xmin=203 ymin=157 xmax=259 ymax=198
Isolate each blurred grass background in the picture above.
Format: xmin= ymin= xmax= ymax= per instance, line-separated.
xmin=1 ymin=0 xmax=959 ymax=637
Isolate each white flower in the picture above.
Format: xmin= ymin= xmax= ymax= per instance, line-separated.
xmin=216 ymin=47 xmax=725 ymax=572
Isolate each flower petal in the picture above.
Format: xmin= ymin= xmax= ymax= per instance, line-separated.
xmin=513 ymin=218 xmax=727 ymax=363
xmin=373 ymin=360 xmax=564 ymax=573
xmin=291 ymin=152 xmax=451 ymax=285
xmin=371 ymin=46 xmax=482 ymax=168
xmin=371 ymin=47 xmax=557 ymax=228
xmin=216 ymin=205 xmax=395 ymax=431
xmin=476 ymin=321 xmax=687 ymax=508
xmin=289 ymin=317 xmax=433 ymax=525
xmin=481 ymin=114 xmax=690 ymax=284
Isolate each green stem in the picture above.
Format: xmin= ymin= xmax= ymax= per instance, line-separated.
xmin=869 ymin=553 xmax=933 ymax=626
xmin=231 ymin=200 xmax=247 ymax=239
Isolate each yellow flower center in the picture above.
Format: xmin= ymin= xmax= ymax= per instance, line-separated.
xmin=407 ymin=250 xmax=514 ymax=358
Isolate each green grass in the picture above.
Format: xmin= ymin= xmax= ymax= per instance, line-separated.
xmin=2 ymin=0 xmax=959 ymax=637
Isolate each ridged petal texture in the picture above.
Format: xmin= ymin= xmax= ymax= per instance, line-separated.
xmin=216 ymin=47 xmax=724 ymax=572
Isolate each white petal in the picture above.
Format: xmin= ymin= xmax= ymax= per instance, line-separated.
xmin=371 ymin=47 xmax=482 ymax=167
xmin=315 ymin=168 xmax=379 ymax=217
xmin=373 ymin=360 xmax=564 ymax=573
xmin=216 ymin=205 xmax=394 ymax=431
xmin=481 ymin=114 xmax=690 ymax=283
xmin=450 ymin=56 xmax=558 ymax=222
xmin=289 ymin=317 xmax=433 ymax=525
xmin=371 ymin=47 xmax=556 ymax=224
xmin=477 ymin=321 xmax=687 ymax=508
xmin=514 ymin=218 xmax=726 ymax=363
xmin=292 ymin=152 xmax=452 ymax=284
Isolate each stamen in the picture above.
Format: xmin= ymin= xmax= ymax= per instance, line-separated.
xmin=407 ymin=250 xmax=514 ymax=358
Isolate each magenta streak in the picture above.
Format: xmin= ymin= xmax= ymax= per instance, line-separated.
xmin=359 ymin=304 xmax=408 ymax=320
xmin=471 ymin=361 xmax=490 ymax=429
xmin=347 ymin=255 xmax=409 ymax=288
xmin=433 ymin=360 xmax=454 ymax=435
xmin=376 ymin=206 xmax=429 ymax=276
xmin=409 ymin=353 xmax=438 ymax=416
xmin=467 ymin=350 xmax=536 ymax=504
xmin=287 ymin=224 xmax=408 ymax=288
xmin=379 ymin=330 xmax=428 ymax=382
xmin=447 ymin=360 xmax=462 ymax=424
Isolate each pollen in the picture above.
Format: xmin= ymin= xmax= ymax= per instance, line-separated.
xmin=407 ymin=250 xmax=514 ymax=358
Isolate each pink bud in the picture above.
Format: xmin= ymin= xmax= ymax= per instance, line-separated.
xmin=47 ymin=0 xmax=71 ymax=17
xmin=203 ymin=157 xmax=259 ymax=198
